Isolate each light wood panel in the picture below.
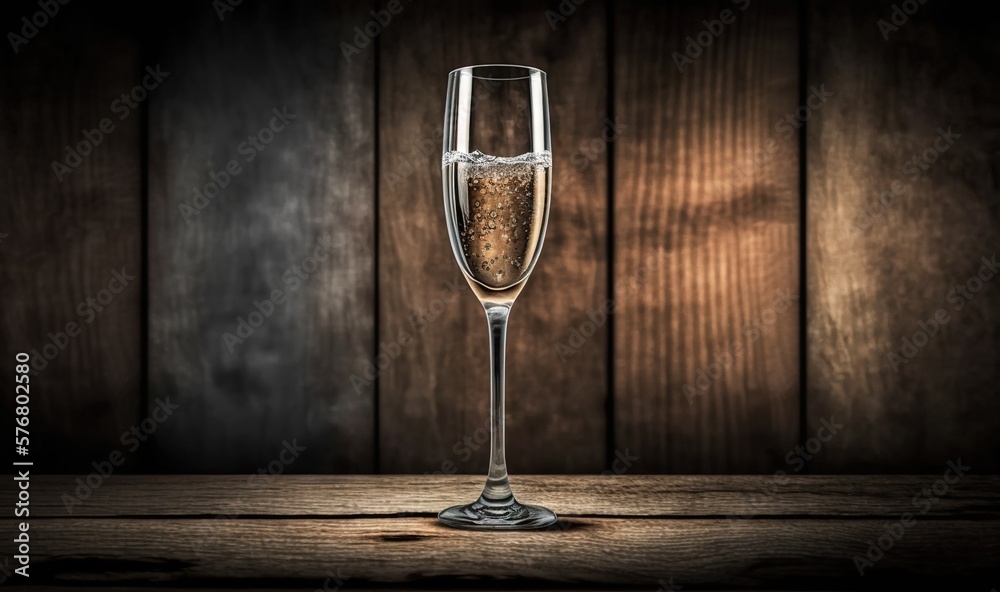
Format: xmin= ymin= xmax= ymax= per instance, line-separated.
xmin=147 ymin=1 xmax=375 ymax=471
xmin=806 ymin=1 xmax=1000 ymax=472
xmin=613 ymin=0 xmax=801 ymax=472
xmin=378 ymin=0 xmax=608 ymax=473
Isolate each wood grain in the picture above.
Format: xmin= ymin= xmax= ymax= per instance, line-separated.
xmin=378 ymin=0 xmax=608 ymax=473
xmin=0 ymin=4 xmax=141 ymax=472
xmin=5 ymin=518 xmax=997 ymax=586
xmin=147 ymin=1 xmax=375 ymax=472
xmin=2 ymin=1 xmax=997 ymax=480
xmin=11 ymin=475 xmax=999 ymax=518
xmin=7 ymin=589 xmax=693 ymax=592
xmin=613 ymin=1 xmax=800 ymax=472
xmin=806 ymin=2 xmax=1000 ymax=472
xmin=4 ymin=476 xmax=996 ymax=587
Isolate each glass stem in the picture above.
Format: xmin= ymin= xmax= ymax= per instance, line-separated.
xmin=482 ymin=304 xmax=513 ymax=502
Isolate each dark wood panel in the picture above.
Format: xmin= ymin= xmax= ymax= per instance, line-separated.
xmin=378 ymin=0 xmax=608 ymax=473
xmin=16 ymin=588 xmax=767 ymax=592
xmin=6 ymin=518 xmax=998 ymax=586
xmin=613 ymin=1 xmax=800 ymax=472
xmin=5 ymin=588 xmax=793 ymax=592
xmin=807 ymin=2 xmax=1000 ymax=471
xmin=0 ymin=5 xmax=141 ymax=471
xmin=12 ymin=475 xmax=999 ymax=517
xmin=147 ymin=1 xmax=375 ymax=472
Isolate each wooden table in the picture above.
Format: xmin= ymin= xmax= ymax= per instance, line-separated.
xmin=4 ymin=475 xmax=998 ymax=589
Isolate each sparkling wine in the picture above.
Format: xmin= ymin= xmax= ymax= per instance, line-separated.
xmin=443 ymin=150 xmax=551 ymax=298
xmin=437 ymin=64 xmax=558 ymax=529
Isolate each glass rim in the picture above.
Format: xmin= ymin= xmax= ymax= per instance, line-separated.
xmin=449 ymin=64 xmax=546 ymax=81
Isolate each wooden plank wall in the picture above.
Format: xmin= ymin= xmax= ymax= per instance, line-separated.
xmin=614 ymin=0 xmax=800 ymax=473
xmin=378 ymin=0 xmax=608 ymax=475
xmin=807 ymin=1 xmax=1000 ymax=472
xmin=0 ymin=4 xmax=142 ymax=472
xmin=147 ymin=0 xmax=375 ymax=472
xmin=0 ymin=0 xmax=996 ymax=474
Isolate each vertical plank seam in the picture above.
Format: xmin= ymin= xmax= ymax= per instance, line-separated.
xmin=604 ymin=0 xmax=616 ymax=473
xmin=373 ymin=0 xmax=382 ymax=475
xmin=139 ymin=8 xmax=151 ymax=472
xmin=797 ymin=0 xmax=809 ymax=468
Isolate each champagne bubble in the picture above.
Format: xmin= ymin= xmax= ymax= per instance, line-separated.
xmin=446 ymin=150 xmax=549 ymax=290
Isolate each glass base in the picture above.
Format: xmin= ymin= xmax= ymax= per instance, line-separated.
xmin=438 ymin=494 xmax=558 ymax=530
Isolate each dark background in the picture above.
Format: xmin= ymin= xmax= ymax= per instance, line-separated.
xmin=1 ymin=0 xmax=997 ymax=475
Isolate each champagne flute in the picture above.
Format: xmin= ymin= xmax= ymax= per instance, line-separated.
xmin=438 ymin=64 xmax=556 ymax=529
